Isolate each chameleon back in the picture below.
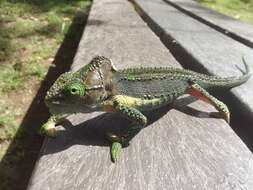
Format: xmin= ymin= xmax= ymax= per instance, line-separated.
xmin=114 ymin=68 xmax=190 ymax=99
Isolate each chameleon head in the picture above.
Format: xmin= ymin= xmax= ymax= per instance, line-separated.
xmin=45 ymin=72 xmax=90 ymax=114
xmin=45 ymin=56 xmax=116 ymax=115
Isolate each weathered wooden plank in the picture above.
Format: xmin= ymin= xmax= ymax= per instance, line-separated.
xmin=28 ymin=0 xmax=253 ymax=189
xmin=133 ymin=0 xmax=253 ymax=120
xmin=166 ymin=0 xmax=253 ymax=48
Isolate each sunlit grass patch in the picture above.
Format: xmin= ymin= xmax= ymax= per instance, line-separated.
xmin=0 ymin=106 xmax=20 ymax=140
xmin=0 ymin=0 xmax=91 ymax=92
xmin=0 ymin=64 xmax=25 ymax=92
xmin=0 ymin=0 xmax=32 ymax=17
xmin=4 ymin=21 xmax=41 ymax=38
xmin=0 ymin=58 xmax=51 ymax=92
xmin=39 ymin=11 xmax=63 ymax=35
xmin=0 ymin=38 xmax=14 ymax=60
xmin=196 ymin=0 xmax=253 ymax=24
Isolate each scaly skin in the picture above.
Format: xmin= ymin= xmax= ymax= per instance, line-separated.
xmin=42 ymin=56 xmax=251 ymax=162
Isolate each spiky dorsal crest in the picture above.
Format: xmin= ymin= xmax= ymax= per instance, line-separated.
xmin=77 ymin=56 xmax=117 ymax=81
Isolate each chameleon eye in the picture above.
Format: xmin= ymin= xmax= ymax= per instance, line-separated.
xmin=65 ymin=82 xmax=86 ymax=97
xmin=71 ymin=88 xmax=77 ymax=93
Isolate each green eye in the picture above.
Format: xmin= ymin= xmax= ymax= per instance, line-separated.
xmin=65 ymin=82 xmax=86 ymax=97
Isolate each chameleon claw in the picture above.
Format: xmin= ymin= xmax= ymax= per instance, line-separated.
xmin=210 ymin=112 xmax=230 ymax=124
xmin=111 ymin=142 xmax=122 ymax=162
xmin=225 ymin=113 xmax=230 ymax=124
xmin=40 ymin=122 xmax=57 ymax=137
xmin=105 ymin=132 xmax=121 ymax=142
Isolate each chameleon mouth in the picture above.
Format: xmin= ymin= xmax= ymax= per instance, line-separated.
xmin=45 ymin=100 xmax=73 ymax=107
xmin=46 ymin=100 xmax=95 ymax=115
xmin=50 ymin=101 xmax=61 ymax=105
xmin=45 ymin=94 xmax=75 ymax=106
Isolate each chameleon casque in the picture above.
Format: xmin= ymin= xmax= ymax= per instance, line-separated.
xmin=42 ymin=56 xmax=251 ymax=162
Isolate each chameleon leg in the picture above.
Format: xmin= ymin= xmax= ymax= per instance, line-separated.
xmin=187 ymin=83 xmax=230 ymax=123
xmin=40 ymin=114 xmax=68 ymax=137
xmin=106 ymin=103 xmax=147 ymax=162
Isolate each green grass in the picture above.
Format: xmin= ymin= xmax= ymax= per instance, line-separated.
xmin=0 ymin=64 xmax=25 ymax=92
xmin=0 ymin=38 xmax=14 ymax=59
xmin=0 ymin=0 xmax=91 ymax=93
xmin=0 ymin=0 xmax=91 ymax=131
xmin=0 ymin=60 xmax=48 ymax=92
xmin=0 ymin=107 xmax=20 ymax=140
xmin=196 ymin=0 xmax=253 ymax=24
xmin=0 ymin=0 xmax=91 ymax=189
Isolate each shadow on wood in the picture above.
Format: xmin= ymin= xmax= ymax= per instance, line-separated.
xmin=39 ymin=95 xmax=215 ymax=157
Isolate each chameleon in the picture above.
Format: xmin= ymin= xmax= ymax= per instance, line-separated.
xmin=41 ymin=56 xmax=251 ymax=162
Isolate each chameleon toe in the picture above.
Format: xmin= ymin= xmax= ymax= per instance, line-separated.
xmin=40 ymin=122 xmax=57 ymax=137
xmin=105 ymin=132 xmax=121 ymax=142
xmin=209 ymin=112 xmax=230 ymax=124
xmin=111 ymin=142 xmax=122 ymax=162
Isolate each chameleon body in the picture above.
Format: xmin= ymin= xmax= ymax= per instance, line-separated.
xmin=42 ymin=56 xmax=251 ymax=162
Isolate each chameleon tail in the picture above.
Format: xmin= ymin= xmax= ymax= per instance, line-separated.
xmin=199 ymin=57 xmax=251 ymax=90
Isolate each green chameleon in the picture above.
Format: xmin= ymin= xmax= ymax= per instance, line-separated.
xmin=41 ymin=56 xmax=251 ymax=162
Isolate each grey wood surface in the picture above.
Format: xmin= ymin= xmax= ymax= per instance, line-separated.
xmin=28 ymin=0 xmax=253 ymax=189
xmin=133 ymin=0 xmax=253 ymax=120
xmin=166 ymin=0 xmax=253 ymax=48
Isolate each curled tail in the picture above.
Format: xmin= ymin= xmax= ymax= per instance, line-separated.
xmin=197 ymin=57 xmax=251 ymax=90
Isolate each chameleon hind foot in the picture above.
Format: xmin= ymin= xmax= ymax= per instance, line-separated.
xmin=187 ymin=83 xmax=230 ymax=124
xmin=209 ymin=112 xmax=230 ymax=124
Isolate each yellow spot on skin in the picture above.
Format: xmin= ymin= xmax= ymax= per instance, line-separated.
xmin=114 ymin=95 xmax=140 ymax=107
xmin=114 ymin=95 xmax=161 ymax=109
xmin=100 ymin=95 xmax=141 ymax=112
xmin=100 ymin=95 xmax=162 ymax=112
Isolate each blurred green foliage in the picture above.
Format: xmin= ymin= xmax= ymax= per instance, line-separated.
xmin=196 ymin=0 xmax=253 ymax=24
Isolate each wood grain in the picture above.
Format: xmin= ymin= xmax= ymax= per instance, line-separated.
xmin=166 ymin=0 xmax=253 ymax=48
xmin=28 ymin=0 xmax=253 ymax=189
xmin=133 ymin=0 xmax=253 ymax=120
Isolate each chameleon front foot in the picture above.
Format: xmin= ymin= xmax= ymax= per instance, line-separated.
xmin=40 ymin=122 xmax=57 ymax=137
xmin=187 ymin=83 xmax=230 ymax=124
xmin=111 ymin=142 xmax=122 ymax=162
xmin=40 ymin=114 xmax=68 ymax=137
xmin=106 ymin=132 xmax=129 ymax=162
xmin=106 ymin=132 xmax=123 ymax=162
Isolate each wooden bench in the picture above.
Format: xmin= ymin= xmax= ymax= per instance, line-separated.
xmin=132 ymin=0 xmax=253 ymax=148
xmin=28 ymin=0 xmax=253 ymax=189
xmin=165 ymin=0 xmax=253 ymax=48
